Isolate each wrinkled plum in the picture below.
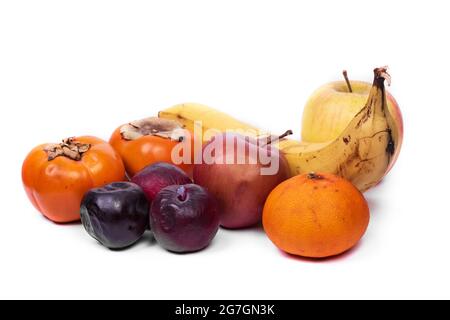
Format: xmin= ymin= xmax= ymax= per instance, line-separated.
xmin=132 ymin=162 xmax=192 ymax=202
xmin=150 ymin=184 xmax=220 ymax=253
xmin=80 ymin=182 xmax=149 ymax=249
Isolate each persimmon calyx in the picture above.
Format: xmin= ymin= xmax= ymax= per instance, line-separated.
xmin=120 ymin=117 xmax=185 ymax=142
xmin=44 ymin=138 xmax=91 ymax=161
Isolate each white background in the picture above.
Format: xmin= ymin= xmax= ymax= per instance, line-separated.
xmin=1 ymin=0 xmax=449 ymax=300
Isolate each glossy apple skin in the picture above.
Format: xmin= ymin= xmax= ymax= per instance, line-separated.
xmin=193 ymin=133 xmax=290 ymax=229
xmin=131 ymin=162 xmax=192 ymax=203
xmin=301 ymin=80 xmax=403 ymax=172
xmin=80 ymin=182 xmax=150 ymax=249
xmin=150 ymin=184 xmax=220 ymax=253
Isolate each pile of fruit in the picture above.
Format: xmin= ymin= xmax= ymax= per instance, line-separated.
xmin=21 ymin=67 xmax=403 ymax=258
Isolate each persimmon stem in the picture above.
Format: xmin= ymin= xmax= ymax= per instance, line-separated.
xmin=343 ymin=70 xmax=353 ymax=93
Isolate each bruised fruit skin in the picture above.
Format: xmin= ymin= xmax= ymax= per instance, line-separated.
xmin=263 ymin=172 xmax=369 ymax=258
xmin=131 ymin=162 xmax=192 ymax=202
xmin=301 ymin=79 xmax=403 ymax=173
xmin=161 ymin=68 xmax=402 ymax=192
xmin=109 ymin=117 xmax=194 ymax=177
xmin=80 ymin=182 xmax=149 ymax=249
xmin=150 ymin=184 xmax=220 ymax=253
xmin=22 ymin=136 xmax=126 ymax=223
xmin=277 ymin=68 xmax=399 ymax=192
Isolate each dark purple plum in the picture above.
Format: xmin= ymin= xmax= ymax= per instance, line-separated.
xmin=132 ymin=162 xmax=192 ymax=203
xmin=80 ymin=182 xmax=149 ymax=249
xmin=150 ymin=184 xmax=220 ymax=253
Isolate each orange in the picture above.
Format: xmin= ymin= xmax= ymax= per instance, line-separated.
xmin=263 ymin=172 xmax=369 ymax=258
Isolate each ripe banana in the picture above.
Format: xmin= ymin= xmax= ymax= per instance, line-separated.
xmin=158 ymin=67 xmax=400 ymax=192
xmin=158 ymin=103 xmax=261 ymax=141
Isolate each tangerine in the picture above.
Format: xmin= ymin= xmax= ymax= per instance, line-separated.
xmin=263 ymin=172 xmax=369 ymax=258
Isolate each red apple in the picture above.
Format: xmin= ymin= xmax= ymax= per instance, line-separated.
xmin=193 ymin=133 xmax=290 ymax=229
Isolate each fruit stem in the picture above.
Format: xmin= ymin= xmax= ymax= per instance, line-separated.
xmin=278 ymin=130 xmax=293 ymax=140
xmin=374 ymin=66 xmax=391 ymax=86
xmin=343 ymin=70 xmax=353 ymax=93
xmin=307 ymin=172 xmax=324 ymax=180
xmin=264 ymin=130 xmax=293 ymax=146
xmin=177 ymin=186 xmax=188 ymax=202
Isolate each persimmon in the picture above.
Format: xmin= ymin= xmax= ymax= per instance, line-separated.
xmin=109 ymin=117 xmax=194 ymax=177
xmin=263 ymin=172 xmax=369 ymax=258
xmin=22 ymin=136 xmax=126 ymax=223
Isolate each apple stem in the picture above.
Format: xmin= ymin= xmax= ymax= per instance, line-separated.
xmin=343 ymin=70 xmax=353 ymax=93
xmin=263 ymin=130 xmax=293 ymax=146
xmin=278 ymin=130 xmax=293 ymax=140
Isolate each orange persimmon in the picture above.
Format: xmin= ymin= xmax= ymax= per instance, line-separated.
xmin=109 ymin=117 xmax=193 ymax=177
xmin=22 ymin=136 xmax=126 ymax=223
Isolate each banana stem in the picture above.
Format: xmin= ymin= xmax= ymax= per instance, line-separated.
xmin=343 ymin=70 xmax=353 ymax=93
